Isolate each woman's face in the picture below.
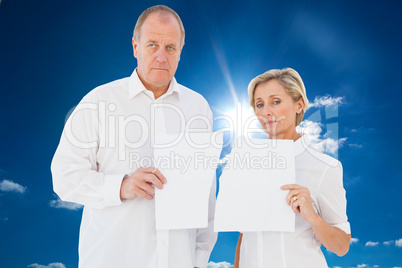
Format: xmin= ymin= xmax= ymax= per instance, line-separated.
xmin=254 ymin=79 xmax=304 ymax=140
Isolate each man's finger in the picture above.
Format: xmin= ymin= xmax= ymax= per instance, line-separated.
xmin=144 ymin=173 xmax=164 ymax=190
xmin=136 ymin=188 xmax=154 ymax=200
xmin=143 ymin=167 xmax=167 ymax=184
xmin=140 ymin=181 xmax=156 ymax=195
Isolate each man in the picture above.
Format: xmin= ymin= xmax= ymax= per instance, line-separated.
xmin=51 ymin=5 xmax=216 ymax=268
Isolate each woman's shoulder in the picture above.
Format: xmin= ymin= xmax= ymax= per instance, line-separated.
xmin=308 ymin=147 xmax=340 ymax=166
xmin=297 ymin=145 xmax=342 ymax=175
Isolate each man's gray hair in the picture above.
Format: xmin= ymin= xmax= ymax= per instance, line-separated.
xmin=133 ymin=5 xmax=185 ymax=46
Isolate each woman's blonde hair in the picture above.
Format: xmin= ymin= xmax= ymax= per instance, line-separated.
xmin=247 ymin=68 xmax=309 ymax=126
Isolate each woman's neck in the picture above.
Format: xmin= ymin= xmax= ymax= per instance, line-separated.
xmin=269 ymin=130 xmax=301 ymax=142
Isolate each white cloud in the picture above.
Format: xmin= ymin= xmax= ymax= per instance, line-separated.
xmin=365 ymin=241 xmax=379 ymax=247
xmin=350 ymin=237 xmax=359 ymax=244
xmin=298 ymin=120 xmax=347 ymax=155
xmin=395 ymin=238 xmax=402 ymax=247
xmin=207 ymin=261 xmax=234 ymax=268
xmin=348 ymin=143 xmax=363 ymax=149
xmin=27 ymin=263 xmax=66 ymax=268
xmin=353 ymin=265 xmax=381 ymax=268
xmin=0 ymin=179 xmax=26 ymax=194
xmin=49 ymin=197 xmax=83 ymax=210
xmin=383 ymin=240 xmax=394 ymax=245
xmin=309 ymin=95 xmax=344 ymax=108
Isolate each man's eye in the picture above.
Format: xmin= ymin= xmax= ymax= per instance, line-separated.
xmin=167 ymin=46 xmax=175 ymax=50
xmin=149 ymin=44 xmax=156 ymax=48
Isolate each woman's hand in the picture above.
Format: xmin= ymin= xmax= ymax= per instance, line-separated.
xmin=281 ymin=184 xmax=351 ymax=256
xmin=281 ymin=184 xmax=318 ymax=224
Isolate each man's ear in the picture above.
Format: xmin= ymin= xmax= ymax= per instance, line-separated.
xmin=132 ymin=38 xmax=138 ymax=58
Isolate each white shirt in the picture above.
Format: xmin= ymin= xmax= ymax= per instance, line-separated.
xmin=239 ymin=135 xmax=351 ymax=268
xmin=51 ymin=70 xmax=217 ymax=268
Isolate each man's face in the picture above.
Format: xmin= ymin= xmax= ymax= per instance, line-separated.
xmin=133 ymin=12 xmax=183 ymax=92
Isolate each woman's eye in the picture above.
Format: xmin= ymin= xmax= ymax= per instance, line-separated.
xmin=273 ymin=100 xmax=281 ymax=105
xmin=256 ymin=103 xmax=263 ymax=108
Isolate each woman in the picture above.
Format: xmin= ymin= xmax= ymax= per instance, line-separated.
xmin=234 ymin=68 xmax=351 ymax=268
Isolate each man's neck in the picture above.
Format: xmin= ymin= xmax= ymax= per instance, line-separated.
xmin=136 ymin=70 xmax=170 ymax=100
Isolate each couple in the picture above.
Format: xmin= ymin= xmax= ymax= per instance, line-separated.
xmin=51 ymin=5 xmax=351 ymax=268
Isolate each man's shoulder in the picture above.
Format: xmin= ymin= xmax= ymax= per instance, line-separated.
xmin=177 ymin=83 xmax=209 ymax=105
xmin=83 ymin=77 xmax=129 ymax=101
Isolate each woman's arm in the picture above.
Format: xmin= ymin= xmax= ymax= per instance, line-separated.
xmin=308 ymin=214 xmax=351 ymax=256
xmin=234 ymin=233 xmax=243 ymax=268
xmin=281 ymin=184 xmax=351 ymax=256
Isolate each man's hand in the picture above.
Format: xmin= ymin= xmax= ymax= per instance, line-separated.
xmin=120 ymin=167 xmax=167 ymax=201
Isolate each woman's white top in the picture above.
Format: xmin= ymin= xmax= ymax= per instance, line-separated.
xmin=239 ymin=135 xmax=351 ymax=268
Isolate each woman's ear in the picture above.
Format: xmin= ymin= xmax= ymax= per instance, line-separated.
xmin=296 ymin=99 xmax=305 ymax=114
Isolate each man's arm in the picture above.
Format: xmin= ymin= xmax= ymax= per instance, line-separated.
xmin=51 ymin=100 xmax=125 ymax=209
xmin=51 ymin=99 xmax=166 ymax=208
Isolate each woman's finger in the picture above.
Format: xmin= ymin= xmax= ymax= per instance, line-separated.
xmin=286 ymin=188 xmax=305 ymax=205
xmin=281 ymin=184 xmax=303 ymax=191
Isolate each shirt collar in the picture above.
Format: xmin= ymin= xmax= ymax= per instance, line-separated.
xmin=128 ymin=68 xmax=181 ymax=101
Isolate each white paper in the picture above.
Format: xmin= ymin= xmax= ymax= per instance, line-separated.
xmin=154 ymin=132 xmax=223 ymax=230
xmin=214 ymin=138 xmax=295 ymax=232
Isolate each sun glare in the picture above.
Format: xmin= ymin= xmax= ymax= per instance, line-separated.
xmin=212 ymin=100 xmax=264 ymax=138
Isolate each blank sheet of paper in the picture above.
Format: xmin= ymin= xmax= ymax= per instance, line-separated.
xmin=154 ymin=132 xmax=223 ymax=230
xmin=214 ymin=138 xmax=295 ymax=232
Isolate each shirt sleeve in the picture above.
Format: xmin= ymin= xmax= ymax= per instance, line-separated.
xmin=316 ymin=161 xmax=351 ymax=234
xmin=51 ymin=96 xmax=124 ymax=209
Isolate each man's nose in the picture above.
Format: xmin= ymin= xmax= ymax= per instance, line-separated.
xmin=156 ymin=48 xmax=167 ymax=63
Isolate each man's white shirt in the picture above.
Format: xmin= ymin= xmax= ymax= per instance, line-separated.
xmin=51 ymin=69 xmax=217 ymax=268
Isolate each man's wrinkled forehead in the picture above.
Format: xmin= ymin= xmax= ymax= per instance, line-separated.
xmin=136 ymin=11 xmax=184 ymax=45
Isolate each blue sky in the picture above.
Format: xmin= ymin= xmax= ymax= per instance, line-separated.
xmin=1 ymin=0 xmax=402 ymax=267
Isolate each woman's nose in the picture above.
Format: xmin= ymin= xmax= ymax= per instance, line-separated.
xmin=263 ymin=105 xmax=272 ymax=116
